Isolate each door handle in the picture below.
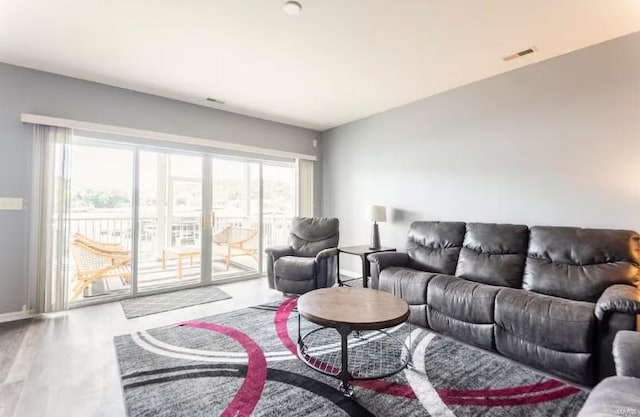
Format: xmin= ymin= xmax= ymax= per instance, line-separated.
xmin=200 ymin=212 xmax=215 ymax=229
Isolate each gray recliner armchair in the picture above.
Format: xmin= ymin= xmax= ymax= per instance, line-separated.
xmin=265 ymin=217 xmax=339 ymax=294
xmin=578 ymin=331 xmax=640 ymax=416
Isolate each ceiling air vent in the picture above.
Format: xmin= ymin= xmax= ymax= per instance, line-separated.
xmin=503 ymin=47 xmax=537 ymax=62
xmin=206 ymin=97 xmax=226 ymax=104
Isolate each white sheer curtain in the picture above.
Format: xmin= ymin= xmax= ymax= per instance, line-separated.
xmin=29 ymin=125 xmax=73 ymax=313
xmin=297 ymin=159 xmax=314 ymax=217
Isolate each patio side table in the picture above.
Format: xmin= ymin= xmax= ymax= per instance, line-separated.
xmin=162 ymin=246 xmax=201 ymax=279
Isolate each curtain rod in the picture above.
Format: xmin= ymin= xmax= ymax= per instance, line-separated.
xmin=20 ymin=113 xmax=317 ymax=162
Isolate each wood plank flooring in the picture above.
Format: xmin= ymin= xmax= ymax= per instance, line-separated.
xmin=0 ymin=278 xmax=284 ymax=417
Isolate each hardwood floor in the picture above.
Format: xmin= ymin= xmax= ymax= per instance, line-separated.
xmin=0 ymin=277 xmax=284 ymax=417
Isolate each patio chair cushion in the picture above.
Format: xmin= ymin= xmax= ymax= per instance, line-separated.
xmin=274 ymin=256 xmax=316 ymax=281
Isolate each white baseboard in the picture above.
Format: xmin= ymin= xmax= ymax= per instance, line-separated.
xmin=339 ymin=269 xmax=360 ymax=278
xmin=0 ymin=310 xmax=37 ymax=324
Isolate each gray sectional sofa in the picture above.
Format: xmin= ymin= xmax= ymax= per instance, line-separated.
xmin=368 ymin=221 xmax=640 ymax=386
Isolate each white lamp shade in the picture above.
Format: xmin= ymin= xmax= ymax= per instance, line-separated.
xmin=367 ymin=205 xmax=387 ymax=222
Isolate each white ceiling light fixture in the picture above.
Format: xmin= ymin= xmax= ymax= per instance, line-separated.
xmin=283 ymin=1 xmax=302 ymax=15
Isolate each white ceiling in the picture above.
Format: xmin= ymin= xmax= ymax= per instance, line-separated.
xmin=1 ymin=1 xmax=640 ymax=131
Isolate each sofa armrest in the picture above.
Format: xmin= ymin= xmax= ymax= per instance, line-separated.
xmin=264 ymin=245 xmax=294 ymax=261
xmin=315 ymin=247 xmax=338 ymax=263
xmin=264 ymin=245 xmax=294 ymax=289
xmin=367 ymin=252 xmax=409 ymax=271
xmin=595 ymin=284 xmax=640 ymax=320
xmin=315 ymin=248 xmax=339 ymax=288
xmin=613 ymin=331 xmax=640 ymax=378
xmin=367 ymin=252 xmax=410 ymax=289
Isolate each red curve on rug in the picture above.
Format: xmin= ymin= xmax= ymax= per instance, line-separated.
xmin=439 ymin=386 xmax=582 ymax=406
xmin=181 ymin=321 xmax=267 ymax=417
xmin=274 ymin=298 xmax=582 ymax=406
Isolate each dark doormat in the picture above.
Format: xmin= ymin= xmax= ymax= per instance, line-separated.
xmin=120 ymin=286 xmax=232 ymax=319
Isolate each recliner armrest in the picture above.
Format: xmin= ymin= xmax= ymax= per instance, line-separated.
xmin=264 ymin=245 xmax=294 ymax=262
xmin=315 ymin=247 xmax=338 ymax=263
xmin=367 ymin=252 xmax=410 ymax=272
xmin=595 ymin=284 xmax=640 ymax=320
xmin=368 ymin=252 xmax=410 ymax=289
xmin=613 ymin=331 xmax=640 ymax=378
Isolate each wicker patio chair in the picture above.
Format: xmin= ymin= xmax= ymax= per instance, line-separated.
xmin=72 ymin=233 xmax=125 ymax=251
xmin=212 ymin=227 xmax=258 ymax=270
xmin=69 ymin=235 xmax=131 ymax=300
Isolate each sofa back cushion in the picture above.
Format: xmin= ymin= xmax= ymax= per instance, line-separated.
xmin=455 ymin=223 xmax=529 ymax=288
xmin=523 ymin=226 xmax=640 ymax=302
xmin=407 ymin=221 xmax=466 ymax=274
xmin=289 ymin=217 xmax=339 ymax=257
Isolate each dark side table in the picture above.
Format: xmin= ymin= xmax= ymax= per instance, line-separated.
xmin=337 ymin=245 xmax=396 ymax=288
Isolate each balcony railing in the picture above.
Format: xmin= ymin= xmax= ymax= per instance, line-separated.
xmin=66 ymin=214 xmax=292 ymax=255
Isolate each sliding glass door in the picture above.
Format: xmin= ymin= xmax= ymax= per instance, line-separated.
xmin=209 ymin=158 xmax=260 ymax=280
xmin=262 ymin=162 xmax=297 ymax=266
xmin=66 ymin=140 xmax=135 ymax=301
xmin=137 ymin=151 xmax=204 ymax=292
xmin=57 ymin=134 xmax=301 ymax=306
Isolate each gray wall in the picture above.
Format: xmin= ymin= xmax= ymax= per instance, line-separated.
xmin=322 ymin=32 xmax=640 ymax=272
xmin=0 ymin=62 xmax=320 ymax=314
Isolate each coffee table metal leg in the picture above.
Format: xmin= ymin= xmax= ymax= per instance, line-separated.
xmin=337 ymin=324 xmax=354 ymax=397
xmin=296 ymin=314 xmax=309 ymax=356
xmin=406 ymin=322 xmax=414 ymax=369
xmin=297 ymin=314 xmax=302 ymax=351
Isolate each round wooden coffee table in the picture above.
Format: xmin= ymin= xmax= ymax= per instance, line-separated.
xmin=296 ymin=287 xmax=410 ymax=397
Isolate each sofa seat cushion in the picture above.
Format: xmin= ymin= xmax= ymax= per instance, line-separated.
xmin=427 ymin=275 xmax=500 ymax=324
xmin=496 ymin=327 xmax=594 ymax=385
xmin=427 ymin=275 xmax=500 ymax=349
xmin=577 ymin=376 xmax=640 ymax=417
xmin=379 ymin=266 xmax=440 ymax=327
xmin=274 ymin=256 xmax=315 ymax=281
xmin=495 ymin=288 xmax=597 ymax=385
xmin=379 ymin=266 xmax=439 ymax=304
xmin=496 ymin=288 xmax=596 ymax=353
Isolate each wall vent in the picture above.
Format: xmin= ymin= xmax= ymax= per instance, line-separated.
xmin=206 ymin=97 xmax=226 ymax=104
xmin=503 ymin=47 xmax=537 ymax=62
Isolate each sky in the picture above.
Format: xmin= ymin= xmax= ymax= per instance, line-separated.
xmin=70 ymin=141 xmax=295 ymax=204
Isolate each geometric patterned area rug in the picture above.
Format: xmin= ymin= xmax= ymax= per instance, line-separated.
xmin=114 ymin=298 xmax=588 ymax=416
xmin=120 ymin=286 xmax=232 ymax=319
